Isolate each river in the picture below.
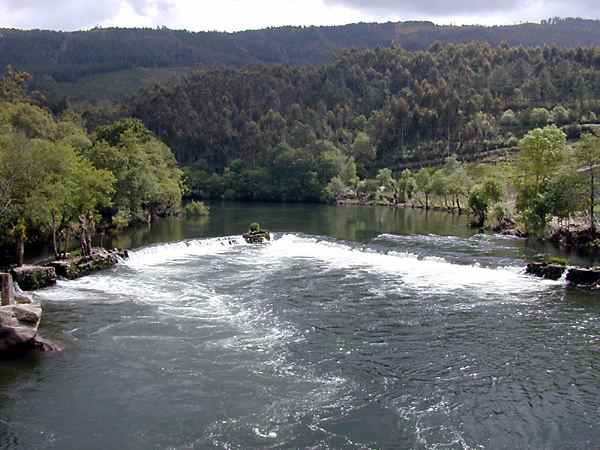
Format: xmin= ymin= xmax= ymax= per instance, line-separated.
xmin=1 ymin=203 xmax=600 ymax=449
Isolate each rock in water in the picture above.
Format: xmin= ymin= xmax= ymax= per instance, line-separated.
xmin=47 ymin=248 xmax=128 ymax=280
xmin=11 ymin=265 xmax=57 ymax=291
xmin=0 ymin=303 xmax=42 ymax=354
xmin=525 ymin=262 xmax=566 ymax=281
xmin=566 ymin=268 xmax=600 ymax=286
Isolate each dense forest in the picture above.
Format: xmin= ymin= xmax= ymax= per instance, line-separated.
xmin=4 ymin=17 xmax=600 ymax=84
xmin=4 ymin=24 xmax=600 ymax=260
xmin=122 ymin=41 xmax=600 ymax=202
xmin=0 ymin=68 xmax=184 ymax=265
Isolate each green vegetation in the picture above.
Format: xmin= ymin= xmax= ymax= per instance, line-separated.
xmin=315 ymin=125 xmax=600 ymax=240
xmin=184 ymin=201 xmax=210 ymax=218
xmin=127 ymin=41 xmax=600 ymax=208
xmin=0 ymin=68 xmax=184 ymax=265
xmin=548 ymin=255 xmax=569 ymax=266
xmin=5 ymin=18 xmax=600 ymax=87
xmin=7 ymin=29 xmax=600 ymax=258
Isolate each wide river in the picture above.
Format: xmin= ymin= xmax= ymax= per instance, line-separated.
xmin=1 ymin=203 xmax=600 ymax=450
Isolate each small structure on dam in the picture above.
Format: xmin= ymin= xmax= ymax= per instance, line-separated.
xmin=243 ymin=223 xmax=271 ymax=244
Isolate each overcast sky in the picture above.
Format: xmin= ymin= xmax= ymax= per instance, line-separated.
xmin=1 ymin=0 xmax=600 ymax=32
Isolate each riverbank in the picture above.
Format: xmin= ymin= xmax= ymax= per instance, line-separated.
xmin=0 ymin=248 xmax=128 ymax=357
xmin=336 ymin=198 xmax=600 ymax=254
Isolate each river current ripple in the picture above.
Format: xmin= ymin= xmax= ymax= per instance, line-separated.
xmin=2 ymin=232 xmax=600 ymax=449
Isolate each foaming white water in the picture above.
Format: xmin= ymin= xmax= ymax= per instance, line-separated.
xmin=263 ymin=234 xmax=555 ymax=295
xmin=124 ymin=236 xmax=245 ymax=269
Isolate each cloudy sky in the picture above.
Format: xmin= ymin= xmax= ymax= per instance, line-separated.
xmin=1 ymin=0 xmax=600 ymax=32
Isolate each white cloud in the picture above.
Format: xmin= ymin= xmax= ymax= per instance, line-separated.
xmin=1 ymin=0 xmax=600 ymax=31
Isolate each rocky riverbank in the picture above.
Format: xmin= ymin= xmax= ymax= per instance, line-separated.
xmin=7 ymin=248 xmax=129 ymax=291
xmin=0 ymin=248 xmax=128 ymax=357
xmin=0 ymin=273 xmax=61 ymax=356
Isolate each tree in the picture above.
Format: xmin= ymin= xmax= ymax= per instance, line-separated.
xmin=86 ymin=118 xmax=184 ymax=224
xmin=0 ymin=66 xmax=30 ymax=103
xmin=339 ymin=157 xmax=359 ymax=189
xmin=515 ymin=126 xmax=568 ymax=235
xmin=415 ymin=168 xmax=434 ymax=210
xmin=516 ymin=126 xmax=567 ymax=191
xmin=443 ymin=155 xmax=472 ymax=212
xmin=500 ymin=109 xmax=517 ymax=128
xmin=575 ymin=133 xmax=600 ymax=234
xmin=529 ymin=108 xmax=551 ymax=127
xmin=430 ymin=171 xmax=449 ymax=208
xmin=351 ymin=132 xmax=376 ymax=173
xmin=551 ymin=105 xmax=571 ymax=125
xmin=468 ymin=185 xmax=490 ymax=228
xmin=396 ymin=169 xmax=416 ymax=204
xmin=24 ymin=140 xmax=114 ymax=258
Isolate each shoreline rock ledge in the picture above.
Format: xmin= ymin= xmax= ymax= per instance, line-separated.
xmin=0 ymin=272 xmax=61 ymax=356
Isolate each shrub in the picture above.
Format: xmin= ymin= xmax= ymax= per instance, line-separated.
xmin=184 ymin=201 xmax=210 ymax=218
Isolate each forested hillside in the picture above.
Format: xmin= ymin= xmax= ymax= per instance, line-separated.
xmin=4 ymin=17 xmax=600 ymax=85
xmin=126 ymin=41 xmax=600 ymax=202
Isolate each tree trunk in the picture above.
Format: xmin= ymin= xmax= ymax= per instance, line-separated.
xmin=16 ymin=236 xmax=24 ymax=267
xmin=591 ymin=168 xmax=596 ymax=235
xmin=51 ymin=211 xmax=59 ymax=259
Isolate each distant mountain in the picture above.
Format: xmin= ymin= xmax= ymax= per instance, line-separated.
xmin=4 ymin=17 xmax=600 ymax=83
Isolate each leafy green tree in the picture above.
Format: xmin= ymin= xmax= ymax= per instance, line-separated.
xmin=0 ymin=66 xmax=30 ymax=102
xmin=323 ymin=176 xmax=347 ymax=203
xmin=339 ymin=157 xmax=359 ymax=189
xmin=500 ymin=109 xmax=517 ymax=128
xmin=551 ymin=105 xmax=571 ymax=125
xmin=351 ymin=132 xmax=376 ymax=174
xmin=444 ymin=156 xmax=472 ymax=212
xmin=415 ymin=168 xmax=434 ymax=210
xmin=529 ymin=108 xmax=551 ymax=127
xmin=86 ymin=118 xmax=184 ymax=223
xmin=468 ymin=185 xmax=490 ymax=228
xmin=575 ymin=133 xmax=600 ymax=234
xmin=431 ymin=171 xmax=449 ymax=207
xmin=516 ymin=126 xmax=567 ymax=191
xmin=396 ymin=169 xmax=416 ymax=204
xmin=515 ymin=126 xmax=567 ymax=234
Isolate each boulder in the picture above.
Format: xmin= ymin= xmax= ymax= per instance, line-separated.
xmin=11 ymin=265 xmax=57 ymax=291
xmin=0 ymin=303 xmax=42 ymax=354
xmin=0 ymin=273 xmax=59 ymax=356
xmin=526 ymin=262 xmax=566 ymax=281
xmin=566 ymin=268 xmax=600 ymax=286
xmin=31 ymin=336 xmax=63 ymax=352
xmin=47 ymin=248 xmax=127 ymax=281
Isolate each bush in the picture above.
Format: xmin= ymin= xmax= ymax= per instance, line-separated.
xmin=468 ymin=185 xmax=489 ymax=228
xmin=490 ymin=203 xmax=509 ymax=225
xmin=184 ymin=201 xmax=210 ymax=218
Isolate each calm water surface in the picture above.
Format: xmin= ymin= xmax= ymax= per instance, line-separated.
xmin=1 ymin=203 xmax=600 ymax=450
